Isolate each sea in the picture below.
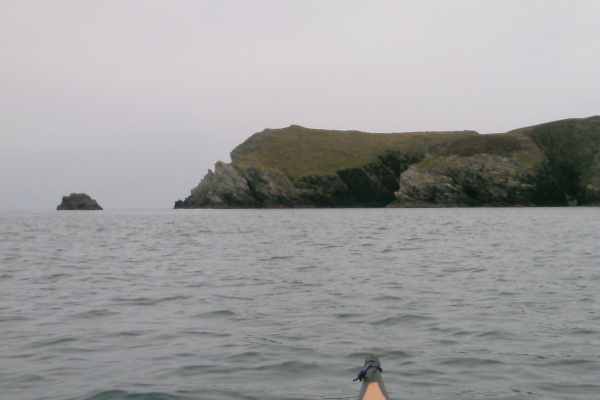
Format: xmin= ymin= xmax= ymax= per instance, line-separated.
xmin=1 ymin=208 xmax=599 ymax=400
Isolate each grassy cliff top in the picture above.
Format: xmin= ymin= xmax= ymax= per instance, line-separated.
xmin=511 ymin=116 xmax=600 ymax=169
xmin=230 ymin=125 xmax=478 ymax=178
xmin=431 ymin=131 xmax=540 ymax=157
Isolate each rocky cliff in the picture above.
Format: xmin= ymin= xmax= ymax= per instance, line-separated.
xmin=391 ymin=132 xmax=564 ymax=207
xmin=174 ymin=117 xmax=600 ymax=208
xmin=512 ymin=116 xmax=600 ymax=205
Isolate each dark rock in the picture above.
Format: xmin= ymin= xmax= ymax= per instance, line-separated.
xmin=57 ymin=193 xmax=103 ymax=210
xmin=174 ymin=162 xmax=261 ymax=208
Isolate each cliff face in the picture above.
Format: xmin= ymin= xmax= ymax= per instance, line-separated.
xmin=391 ymin=132 xmax=565 ymax=207
xmin=514 ymin=116 xmax=600 ymax=205
xmin=173 ymin=153 xmax=425 ymax=208
xmin=175 ymin=117 xmax=600 ymax=208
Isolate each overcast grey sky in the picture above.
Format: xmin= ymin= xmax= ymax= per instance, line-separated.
xmin=2 ymin=1 xmax=599 ymax=209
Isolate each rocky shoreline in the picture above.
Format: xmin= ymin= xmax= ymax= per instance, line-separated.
xmin=175 ymin=116 xmax=600 ymax=208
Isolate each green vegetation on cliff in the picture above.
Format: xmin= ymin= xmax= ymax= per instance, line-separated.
xmin=230 ymin=125 xmax=478 ymax=178
xmin=514 ymin=116 xmax=600 ymax=204
xmin=432 ymin=131 xmax=537 ymax=158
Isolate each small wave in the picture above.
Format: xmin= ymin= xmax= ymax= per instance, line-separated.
xmin=174 ymin=364 xmax=232 ymax=376
xmin=438 ymin=357 xmax=504 ymax=367
xmin=113 ymin=330 xmax=146 ymax=337
xmin=180 ymin=329 xmax=231 ymax=338
xmin=260 ymin=255 xmax=294 ymax=261
xmin=31 ymin=336 xmax=77 ymax=348
xmin=192 ymin=310 xmax=237 ymax=319
xmin=293 ymin=265 xmax=318 ymax=271
xmin=156 ymin=295 xmax=190 ymax=303
xmin=373 ymin=314 xmax=434 ymax=326
xmin=385 ymin=350 xmax=413 ymax=360
xmin=545 ymin=358 xmax=597 ymax=367
xmin=498 ymin=291 xmax=518 ymax=296
xmin=474 ymin=330 xmax=517 ymax=340
xmin=450 ymin=330 xmax=475 ymax=337
xmin=578 ymin=296 xmax=595 ymax=303
xmin=72 ymin=309 xmax=119 ymax=319
xmin=437 ymin=339 xmax=459 ymax=346
xmin=78 ymin=388 xmax=267 ymax=400
xmin=77 ymin=390 xmax=191 ymax=400
xmin=43 ymin=273 xmax=71 ymax=280
xmin=0 ymin=315 xmax=31 ymax=322
xmin=56 ymin=346 xmax=99 ymax=354
xmin=334 ymin=312 xmax=364 ymax=319
xmin=403 ymin=367 xmax=446 ymax=377
xmin=225 ymin=351 xmax=264 ymax=363
xmin=254 ymin=360 xmax=320 ymax=376
xmin=213 ymin=294 xmax=254 ymax=301
xmin=373 ymin=295 xmax=404 ymax=301
xmin=2 ymin=373 xmax=47 ymax=389
xmin=538 ymin=382 xmax=600 ymax=395
xmin=112 ymin=297 xmax=156 ymax=306
xmin=571 ymin=328 xmax=598 ymax=335
xmin=6 ymin=352 xmax=35 ymax=359
xmin=318 ymin=244 xmax=343 ymax=249
xmin=111 ymin=295 xmax=189 ymax=306
xmin=347 ymin=350 xmax=412 ymax=361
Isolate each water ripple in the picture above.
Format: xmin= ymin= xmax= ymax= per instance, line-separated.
xmin=1 ymin=208 xmax=599 ymax=400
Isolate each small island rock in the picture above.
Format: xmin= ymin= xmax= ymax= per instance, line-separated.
xmin=57 ymin=193 xmax=103 ymax=210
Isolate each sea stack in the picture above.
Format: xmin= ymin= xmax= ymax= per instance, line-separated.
xmin=57 ymin=193 xmax=103 ymax=210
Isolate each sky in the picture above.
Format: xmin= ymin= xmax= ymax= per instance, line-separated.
xmin=2 ymin=1 xmax=599 ymax=210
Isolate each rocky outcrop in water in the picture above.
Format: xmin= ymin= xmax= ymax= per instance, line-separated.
xmin=175 ymin=117 xmax=600 ymax=208
xmin=57 ymin=193 xmax=103 ymax=210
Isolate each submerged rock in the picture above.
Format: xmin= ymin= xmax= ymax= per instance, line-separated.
xmin=57 ymin=193 xmax=103 ymax=210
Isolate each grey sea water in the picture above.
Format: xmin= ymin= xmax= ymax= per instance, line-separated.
xmin=1 ymin=208 xmax=599 ymax=400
